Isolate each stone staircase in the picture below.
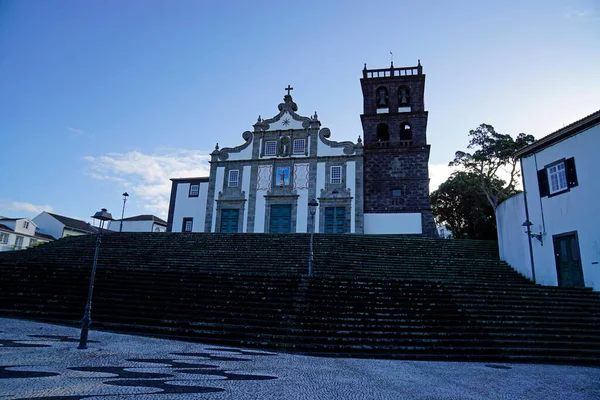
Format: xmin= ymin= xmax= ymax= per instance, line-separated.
xmin=1 ymin=233 xmax=599 ymax=365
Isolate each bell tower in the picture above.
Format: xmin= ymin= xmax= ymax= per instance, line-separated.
xmin=360 ymin=61 xmax=436 ymax=237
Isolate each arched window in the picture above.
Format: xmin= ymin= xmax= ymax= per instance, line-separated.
xmin=398 ymin=86 xmax=410 ymax=106
xmin=376 ymin=123 xmax=390 ymax=146
xmin=400 ymin=122 xmax=412 ymax=144
xmin=376 ymin=86 xmax=389 ymax=108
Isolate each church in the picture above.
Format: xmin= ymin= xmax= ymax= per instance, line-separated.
xmin=166 ymin=62 xmax=436 ymax=236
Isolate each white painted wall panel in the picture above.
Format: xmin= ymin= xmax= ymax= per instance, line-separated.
xmin=317 ymin=140 xmax=346 ymax=157
xmin=316 ymin=162 xmax=326 ymax=232
xmin=496 ymin=193 xmax=532 ymax=279
xmin=224 ymin=145 xmax=253 ymax=161
xmin=347 ymin=161 xmax=356 ymax=233
xmin=242 ymin=165 xmax=251 ymax=232
xmin=364 ymin=213 xmax=422 ymax=234
xmin=212 ymin=167 xmax=225 ymax=232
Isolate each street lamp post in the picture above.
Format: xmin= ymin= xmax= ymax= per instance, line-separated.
xmin=332 ymin=188 xmax=339 ymax=233
xmin=78 ymin=208 xmax=113 ymax=350
xmin=308 ymin=199 xmax=318 ymax=277
xmin=119 ymin=192 xmax=129 ymax=232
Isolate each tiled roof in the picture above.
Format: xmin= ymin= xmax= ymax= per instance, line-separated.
xmin=515 ymin=109 xmax=600 ymax=158
xmin=47 ymin=213 xmax=97 ymax=234
xmin=34 ymin=232 xmax=55 ymax=241
xmin=0 ymin=224 xmax=14 ymax=232
xmin=117 ymin=215 xmax=167 ymax=226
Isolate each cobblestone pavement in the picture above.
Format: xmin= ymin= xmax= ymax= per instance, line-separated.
xmin=1 ymin=317 xmax=599 ymax=400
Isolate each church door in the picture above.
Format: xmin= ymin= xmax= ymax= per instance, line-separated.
xmin=220 ymin=209 xmax=240 ymax=233
xmin=553 ymin=232 xmax=584 ymax=287
xmin=324 ymin=207 xmax=345 ymax=233
xmin=269 ymin=205 xmax=292 ymax=233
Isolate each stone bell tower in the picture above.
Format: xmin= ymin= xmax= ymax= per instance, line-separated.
xmin=360 ymin=61 xmax=436 ymax=237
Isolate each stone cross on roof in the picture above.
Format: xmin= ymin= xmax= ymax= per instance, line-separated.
xmin=285 ymin=85 xmax=293 ymax=96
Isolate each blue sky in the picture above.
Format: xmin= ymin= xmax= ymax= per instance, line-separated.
xmin=1 ymin=0 xmax=599 ymax=224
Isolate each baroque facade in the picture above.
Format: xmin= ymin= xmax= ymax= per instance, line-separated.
xmin=167 ymin=63 xmax=436 ymax=236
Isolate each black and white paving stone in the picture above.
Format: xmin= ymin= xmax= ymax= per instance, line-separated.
xmin=1 ymin=317 xmax=599 ymax=399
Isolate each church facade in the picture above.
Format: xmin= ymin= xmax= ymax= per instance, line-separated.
xmin=167 ymin=62 xmax=436 ymax=236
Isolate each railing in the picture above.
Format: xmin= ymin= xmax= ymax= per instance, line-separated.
xmin=363 ymin=64 xmax=422 ymax=79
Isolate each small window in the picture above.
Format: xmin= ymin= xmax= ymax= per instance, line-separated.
xmin=182 ymin=218 xmax=193 ymax=232
xmin=189 ymin=184 xmax=199 ymax=197
xmin=293 ymin=138 xmax=305 ymax=154
xmin=376 ymin=86 xmax=389 ymax=108
xmin=548 ymin=163 xmax=567 ymax=194
xmin=14 ymin=236 xmax=24 ymax=250
xmin=29 ymin=239 xmax=38 ymax=247
xmin=23 ymin=221 xmax=29 ymax=229
xmin=0 ymin=233 xmax=8 ymax=244
xmin=392 ymin=189 xmax=402 ymax=197
xmin=228 ymin=170 xmax=239 ymax=187
xmin=330 ymin=166 xmax=342 ymax=184
xmin=265 ymin=141 xmax=277 ymax=156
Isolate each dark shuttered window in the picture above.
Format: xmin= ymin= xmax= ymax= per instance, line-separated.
xmin=538 ymin=157 xmax=578 ymax=198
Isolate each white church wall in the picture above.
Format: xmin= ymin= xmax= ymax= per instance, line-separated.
xmin=223 ymin=144 xmax=253 ymax=161
xmin=521 ymin=124 xmax=600 ymax=290
xmin=315 ymin=162 xmax=326 ymax=232
xmin=317 ymin=140 xmax=347 ymax=157
xmin=211 ymin=167 xmax=225 ymax=232
xmin=347 ymin=161 xmax=356 ymax=232
xmin=254 ymin=165 xmax=272 ymax=233
xmin=171 ymin=181 xmax=208 ymax=232
xmin=364 ymin=213 xmax=422 ymax=234
xmin=267 ymin=111 xmax=305 ymax=130
xmin=496 ymin=193 xmax=532 ymax=279
xmin=242 ymin=165 xmax=251 ymax=232
xmin=296 ymin=188 xmax=308 ymax=233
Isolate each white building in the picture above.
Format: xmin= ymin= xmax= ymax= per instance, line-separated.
xmin=33 ymin=212 xmax=97 ymax=240
xmin=496 ymin=109 xmax=600 ymax=290
xmin=0 ymin=217 xmax=53 ymax=251
xmin=108 ymin=215 xmax=167 ymax=233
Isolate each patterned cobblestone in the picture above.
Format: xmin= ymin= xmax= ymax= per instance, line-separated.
xmin=1 ymin=318 xmax=599 ymax=399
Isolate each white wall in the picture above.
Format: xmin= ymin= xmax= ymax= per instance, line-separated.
xmin=33 ymin=212 xmax=64 ymax=240
xmin=109 ymin=220 xmax=153 ymax=232
xmin=364 ymin=213 xmax=422 ymax=234
xmin=315 ymin=162 xmax=326 ymax=232
xmin=317 ymin=138 xmax=347 ymax=157
xmin=496 ymin=192 xmax=532 ymax=279
xmin=211 ymin=167 xmax=225 ymax=232
xmin=242 ymin=165 xmax=251 ymax=232
xmin=521 ymin=123 xmax=600 ymax=290
xmin=347 ymin=161 xmax=356 ymax=233
xmin=171 ymin=181 xmax=208 ymax=232
xmin=223 ymin=143 xmax=253 ymax=161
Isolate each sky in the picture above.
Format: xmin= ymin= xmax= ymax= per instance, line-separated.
xmin=0 ymin=0 xmax=599 ymax=225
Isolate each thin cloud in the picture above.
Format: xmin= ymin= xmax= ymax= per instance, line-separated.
xmin=84 ymin=149 xmax=211 ymax=218
xmin=6 ymin=201 xmax=54 ymax=215
xmin=565 ymin=8 xmax=594 ymax=19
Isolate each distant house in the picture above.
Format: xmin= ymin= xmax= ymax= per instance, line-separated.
xmin=108 ymin=215 xmax=167 ymax=233
xmin=496 ymin=109 xmax=600 ymax=290
xmin=33 ymin=212 xmax=97 ymax=240
xmin=0 ymin=217 xmax=54 ymax=251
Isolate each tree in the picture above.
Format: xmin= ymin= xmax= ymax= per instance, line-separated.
xmin=431 ymin=172 xmax=510 ymax=240
xmin=449 ymin=124 xmax=535 ymax=213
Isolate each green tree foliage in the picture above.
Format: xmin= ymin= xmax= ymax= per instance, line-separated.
xmin=449 ymin=124 xmax=535 ymax=212
xmin=431 ymin=172 xmax=510 ymax=240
